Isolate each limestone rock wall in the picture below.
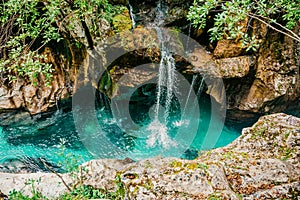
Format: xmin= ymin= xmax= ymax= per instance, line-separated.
xmin=0 ymin=0 xmax=299 ymax=121
xmin=0 ymin=47 xmax=76 ymax=115
xmin=221 ymin=26 xmax=300 ymax=115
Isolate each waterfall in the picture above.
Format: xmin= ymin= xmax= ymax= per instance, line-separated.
xmin=152 ymin=0 xmax=176 ymax=122
xmin=153 ymin=0 xmax=167 ymax=26
xmin=146 ymin=0 xmax=178 ymax=149
xmin=183 ymin=75 xmax=197 ymax=115
xmin=154 ymin=28 xmax=176 ymax=122
xmin=196 ymin=76 xmax=205 ymax=97
xmin=128 ymin=1 xmax=136 ymax=28
xmin=185 ymin=23 xmax=192 ymax=53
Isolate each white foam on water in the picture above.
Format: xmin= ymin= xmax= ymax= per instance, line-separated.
xmin=146 ymin=118 xmax=177 ymax=149
xmin=172 ymin=119 xmax=189 ymax=127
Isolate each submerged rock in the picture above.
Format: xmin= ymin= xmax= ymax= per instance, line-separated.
xmin=0 ymin=113 xmax=299 ymax=199
xmin=0 ymin=157 xmax=61 ymax=174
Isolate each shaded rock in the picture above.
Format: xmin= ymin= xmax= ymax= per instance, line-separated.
xmin=214 ymin=56 xmax=254 ymax=78
xmin=112 ymin=65 xmax=158 ymax=99
xmin=0 ymin=111 xmax=32 ymax=126
xmin=129 ymin=0 xmax=192 ymax=27
xmin=213 ymin=39 xmax=245 ymax=58
xmin=0 ymin=47 xmax=75 ymax=115
xmin=109 ymin=0 xmax=128 ymax=5
xmin=238 ymin=29 xmax=300 ymax=113
xmin=0 ymin=190 xmax=8 ymax=200
xmin=244 ymin=182 xmax=300 ymax=200
xmin=0 ymin=157 xmax=61 ymax=173
xmin=223 ymin=24 xmax=300 ymax=115
xmin=185 ymin=48 xmax=215 ymax=75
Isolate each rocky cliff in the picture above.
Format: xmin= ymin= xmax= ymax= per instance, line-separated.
xmin=0 ymin=1 xmax=299 ymax=122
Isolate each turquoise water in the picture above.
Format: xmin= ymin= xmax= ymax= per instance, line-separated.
xmin=0 ymin=111 xmax=94 ymax=170
xmin=0 ymin=89 xmax=241 ymax=170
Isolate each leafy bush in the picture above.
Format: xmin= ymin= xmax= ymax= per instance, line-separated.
xmin=8 ymin=143 xmax=126 ymax=200
xmin=60 ymin=175 xmax=125 ymax=200
xmin=188 ymin=0 xmax=300 ymax=51
xmin=0 ymin=0 xmax=125 ymax=85
xmin=9 ymin=179 xmax=48 ymax=200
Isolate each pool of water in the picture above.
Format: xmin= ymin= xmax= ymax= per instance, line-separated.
xmin=0 ymin=91 xmax=241 ymax=171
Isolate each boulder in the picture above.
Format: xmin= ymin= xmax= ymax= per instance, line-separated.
xmin=213 ymin=39 xmax=245 ymax=58
xmin=237 ymin=28 xmax=300 ymax=113
xmin=214 ymin=56 xmax=254 ymax=78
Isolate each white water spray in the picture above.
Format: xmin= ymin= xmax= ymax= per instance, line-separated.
xmin=128 ymin=1 xmax=136 ymax=28
xmin=146 ymin=0 xmax=178 ymax=149
xmin=185 ymin=23 xmax=192 ymax=53
xmin=196 ymin=76 xmax=205 ymax=97
xmin=183 ymin=75 xmax=197 ymax=115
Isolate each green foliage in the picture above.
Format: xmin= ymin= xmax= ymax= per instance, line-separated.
xmin=60 ymin=185 xmax=108 ymax=200
xmin=9 ymin=179 xmax=48 ymax=200
xmin=208 ymin=192 xmax=222 ymax=200
xmin=0 ymin=0 xmax=60 ymax=85
xmin=60 ymin=174 xmax=125 ymax=200
xmin=0 ymin=47 xmax=53 ymax=86
xmin=9 ymin=179 xmax=126 ymax=200
xmin=188 ymin=0 xmax=300 ymax=50
xmin=114 ymin=173 xmax=126 ymax=199
xmin=8 ymin=142 xmax=126 ymax=200
xmin=56 ymin=139 xmax=125 ymax=199
xmin=56 ymin=138 xmax=83 ymax=173
xmin=0 ymin=0 xmax=124 ymax=85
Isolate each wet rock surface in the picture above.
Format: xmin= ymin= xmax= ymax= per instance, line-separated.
xmin=0 ymin=113 xmax=299 ymax=199
xmin=237 ymin=28 xmax=300 ymax=114
xmin=129 ymin=0 xmax=192 ymax=28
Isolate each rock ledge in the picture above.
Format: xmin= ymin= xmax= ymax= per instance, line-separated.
xmin=0 ymin=113 xmax=299 ymax=199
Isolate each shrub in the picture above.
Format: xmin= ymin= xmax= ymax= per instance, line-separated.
xmin=188 ymin=0 xmax=300 ymax=51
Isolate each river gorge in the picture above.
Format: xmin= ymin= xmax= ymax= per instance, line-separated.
xmin=0 ymin=0 xmax=299 ymax=199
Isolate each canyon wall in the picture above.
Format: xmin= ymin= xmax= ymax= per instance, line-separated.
xmin=0 ymin=0 xmax=299 ymax=122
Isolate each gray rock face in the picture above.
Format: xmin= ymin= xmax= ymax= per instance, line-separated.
xmin=0 ymin=113 xmax=299 ymax=199
xmin=214 ymin=56 xmax=254 ymax=79
xmin=222 ymin=25 xmax=300 ymax=116
xmin=0 ymin=172 xmax=72 ymax=199
xmin=0 ymin=47 xmax=75 ymax=115
xmin=128 ymin=0 xmax=192 ymax=27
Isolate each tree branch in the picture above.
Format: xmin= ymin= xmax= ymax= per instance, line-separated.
xmin=247 ymin=13 xmax=300 ymax=43
xmin=40 ymin=158 xmax=72 ymax=192
xmin=249 ymin=13 xmax=300 ymax=41
xmin=81 ymin=19 xmax=94 ymax=50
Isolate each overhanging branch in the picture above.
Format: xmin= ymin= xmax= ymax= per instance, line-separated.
xmin=247 ymin=13 xmax=300 ymax=43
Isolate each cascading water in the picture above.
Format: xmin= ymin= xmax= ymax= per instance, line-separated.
xmin=145 ymin=0 xmax=178 ymax=149
xmin=128 ymin=0 xmax=136 ymax=28
xmin=185 ymin=23 xmax=192 ymax=53
xmin=196 ymin=76 xmax=205 ymax=97
xmin=183 ymin=75 xmax=197 ymax=115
